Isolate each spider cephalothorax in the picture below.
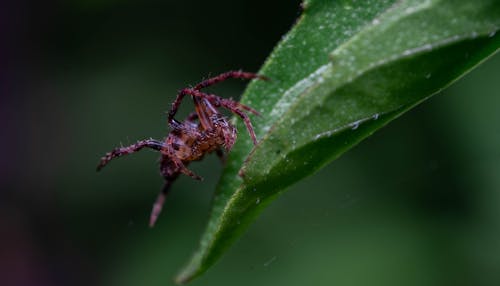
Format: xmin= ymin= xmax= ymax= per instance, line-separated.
xmin=97 ymin=71 xmax=266 ymax=226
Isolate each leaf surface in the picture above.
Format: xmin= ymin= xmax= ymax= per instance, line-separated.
xmin=176 ymin=0 xmax=500 ymax=283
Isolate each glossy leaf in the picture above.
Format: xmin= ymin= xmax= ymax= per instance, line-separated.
xmin=176 ymin=0 xmax=500 ymax=283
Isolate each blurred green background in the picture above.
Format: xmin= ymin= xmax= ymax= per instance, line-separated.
xmin=2 ymin=1 xmax=500 ymax=286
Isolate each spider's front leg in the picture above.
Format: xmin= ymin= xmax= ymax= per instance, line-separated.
xmin=185 ymin=89 xmax=260 ymax=145
xmin=193 ymin=70 xmax=267 ymax=90
xmin=96 ymin=139 xmax=165 ymax=171
xmin=167 ymin=71 xmax=266 ymax=130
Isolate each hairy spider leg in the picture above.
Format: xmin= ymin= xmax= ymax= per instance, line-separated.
xmin=177 ymin=89 xmax=259 ymax=145
xmin=96 ymin=139 xmax=166 ymax=171
xmin=168 ymin=71 xmax=265 ymax=128
xmin=192 ymin=90 xmax=261 ymax=116
xmin=167 ymin=89 xmax=188 ymax=126
xmin=193 ymin=70 xmax=266 ymax=90
xmin=225 ymin=102 xmax=258 ymax=145
xmin=149 ymin=179 xmax=173 ymax=227
xmin=192 ymin=95 xmax=218 ymax=130
xmin=168 ymin=88 xmax=259 ymax=126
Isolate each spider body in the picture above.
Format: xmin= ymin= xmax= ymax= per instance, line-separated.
xmin=97 ymin=71 xmax=266 ymax=226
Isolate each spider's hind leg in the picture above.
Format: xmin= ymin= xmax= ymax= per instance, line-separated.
xmin=149 ymin=180 xmax=173 ymax=227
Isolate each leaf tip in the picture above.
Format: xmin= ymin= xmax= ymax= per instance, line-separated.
xmin=174 ymin=253 xmax=204 ymax=285
xmin=174 ymin=267 xmax=195 ymax=285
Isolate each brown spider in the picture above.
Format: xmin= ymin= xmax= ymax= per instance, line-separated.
xmin=97 ymin=71 xmax=266 ymax=227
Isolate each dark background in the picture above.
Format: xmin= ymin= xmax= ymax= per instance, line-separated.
xmin=2 ymin=1 xmax=500 ymax=286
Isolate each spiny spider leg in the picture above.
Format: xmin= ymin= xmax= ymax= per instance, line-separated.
xmin=167 ymin=88 xmax=220 ymax=126
xmin=97 ymin=139 xmax=165 ymax=171
xmin=193 ymin=70 xmax=266 ymax=90
xmin=229 ymin=100 xmax=260 ymax=115
xmin=177 ymin=89 xmax=259 ymax=145
xmin=168 ymin=88 xmax=190 ymax=125
xmin=168 ymin=112 xmax=198 ymax=130
xmin=168 ymin=71 xmax=266 ymax=125
xmin=149 ymin=180 xmax=172 ymax=227
xmin=186 ymin=89 xmax=259 ymax=116
xmin=229 ymin=106 xmax=258 ymax=145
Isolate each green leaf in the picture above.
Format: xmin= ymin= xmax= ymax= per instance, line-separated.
xmin=175 ymin=0 xmax=500 ymax=283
